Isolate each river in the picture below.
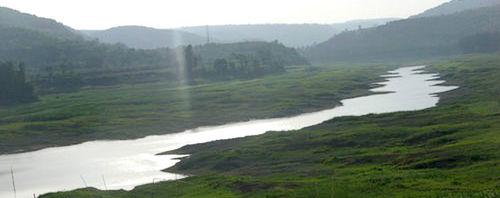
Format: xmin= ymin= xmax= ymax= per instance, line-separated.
xmin=0 ymin=66 xmax=458 ymax=197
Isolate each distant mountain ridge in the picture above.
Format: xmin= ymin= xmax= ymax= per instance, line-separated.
xmin=0 ymin=6 xmax=81 ymax=39
xmin=80 ymin=18 xmax=397 ymax=49
xmin=180 ymin=18 xmax=398 ymax=48
xmin=81 ymin=26 xmax=207 ymax=49
xmin=413 ymin=0 xmax=500 ymax=18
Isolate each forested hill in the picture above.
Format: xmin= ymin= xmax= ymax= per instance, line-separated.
xmin=183 ymin=42 xmax=309 ymax=81
xmin=0 ymin=25 xmax=173 ymax=72
xmin=81 ymin=26 xmax=207 ymax=49
xmin=412 ymin=0 xmax=500 ymax=18
xmin=194 ymin=41 xmax=308 ymax=66
xmin=306 ymin=5 xmax=500 ymax=63
xmin=2 ymin=26 xmax=305 ymax=82
xmin=0 ymin=6 xmax=308 ymax=93
xmin=0 ymin=21 xmax=307 ymax=90
xmin=0 ymin=7 xmax=80 ymax=39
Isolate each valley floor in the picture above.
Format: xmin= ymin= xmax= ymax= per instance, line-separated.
xmin=0 ymin=64 xmax=389 ymax=154
xmin=41 ymin=54 xmax=500 ymax=197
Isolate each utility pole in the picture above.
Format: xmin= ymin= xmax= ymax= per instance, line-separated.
xmin=11 ymin=167 xmax=17 ymax=198
xmin=101 ymin=175 xmax=108 ymax=190
xmin=205 ymin=25 xmax=211 ymax=44
xmin=489 ymin=14 xmax=494 ymax=32
xmin=80 ymin=175 xmax=88 ymax=188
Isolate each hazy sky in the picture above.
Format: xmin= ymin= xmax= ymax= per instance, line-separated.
xmin=1 ymin=0 xmax=450 ymax=30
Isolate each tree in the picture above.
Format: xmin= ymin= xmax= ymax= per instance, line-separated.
xmin=0 ymin=61 xmax=36 ymax=105
xmin=213 ymin=58 xmax=229 ymax=76
xmin=35 ymin=63 xmax=84 ymax=93
xmin=184 ymin=45 xmax=198 ymax=79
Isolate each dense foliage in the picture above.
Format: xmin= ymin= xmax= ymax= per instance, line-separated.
xmin=306 ymin=5 xmax=500 ymax=63
xmin=459 ymin=31 xmax=500 ymax=53
xmin=0 ymin=25 xmax=176 ymax=71
xmin=1 ymin=23 xmax=306 ymax=90
xmin=189 ymin=42 xmax=309 ymax=80
xmin=0 ymin=61 xmax=36 ymax=105
xmin=0 ymin=7 xmax=309 ymax=93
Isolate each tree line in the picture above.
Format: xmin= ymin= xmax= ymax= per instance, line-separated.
xmin=181 ymin=42 xmax=307 ymax=81
xmin=0 ymin=41 xmax=307 ymax=98
xmin=1 ymin=22 xmax=308 ymax=94
xmin=459 ymin=32 xmax=500 ymax=54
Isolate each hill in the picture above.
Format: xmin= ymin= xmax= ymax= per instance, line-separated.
xmin=81 ymin=26 xmax=207 ymax=49
xmin=306 ymin=5 xmax=500 ymax=63
xmin=0 ymin=25 xmax=172 ymax=71
xmin=413 ymin=0 xmax=500 ymax=18
xmin=180 ymin=19 xmax=397 ymax=47
xmin=0 ymin=7 xmax=308 ymax=91
xmin=0 ymin=6 xmax=81 ymax=39
xmin=0 ymin=26 xmax=307 ymax=91
xmin=80 ymin=19 xmax=397 ymax=49
xmin=194 ymin=41 xmax=308 ymax=65
xmin=0 ymin=26 xmax=306 ymax=88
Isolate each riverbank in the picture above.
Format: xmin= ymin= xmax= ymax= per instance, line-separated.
xmin=0 ymin=64 xmax=390 ymax=154
xmin=41 ymin=53 xmax=500 ymax=197
xmin=3 ymin=65 xmax=449 ymax=197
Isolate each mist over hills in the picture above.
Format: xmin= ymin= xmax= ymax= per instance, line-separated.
xmin=3 ymin=0 xmax=500 ymax=69
xmin=413 ymin=0 xmax=500 ymax=18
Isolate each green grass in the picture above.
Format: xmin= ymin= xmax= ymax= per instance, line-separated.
xmin=41 ymin=53 xmax=500 ymax=197
xmin=0 ymin=64 xmax=391 ymax=154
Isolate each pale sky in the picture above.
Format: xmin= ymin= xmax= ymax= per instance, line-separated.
xmin=0 ymin=0 xmax=450 ymax=30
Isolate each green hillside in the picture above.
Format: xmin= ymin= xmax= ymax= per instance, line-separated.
xmin=194 ymin=41 xmax=309 ymax=66
xmin=413 ymin=0 xmax=500 ymax=18
xmin=0 ymin=8 xmax=308 ymax=93
xmin=0 ymin=6 xmax=80 ymax=39
xmin=306 ymin=5 xmax=500 ymax=63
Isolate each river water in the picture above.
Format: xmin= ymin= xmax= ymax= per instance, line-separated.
xmin=0 ymin=66 xmax=457 ymax=197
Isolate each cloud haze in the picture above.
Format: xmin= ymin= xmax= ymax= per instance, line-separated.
xmin=0 ymin=0 xmax=450 ymax=29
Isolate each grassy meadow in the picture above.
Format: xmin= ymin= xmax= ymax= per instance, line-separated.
xmin=0 ymin=64 xmax=390 ymax=154
xmin=41 ymin=54 xmax=500 ymax=197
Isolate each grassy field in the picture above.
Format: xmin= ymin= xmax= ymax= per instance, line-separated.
xmin=0 ymin=64 xmax=391 ymax=154
xmin=41 ymin=54 xmax=500 ymax=197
